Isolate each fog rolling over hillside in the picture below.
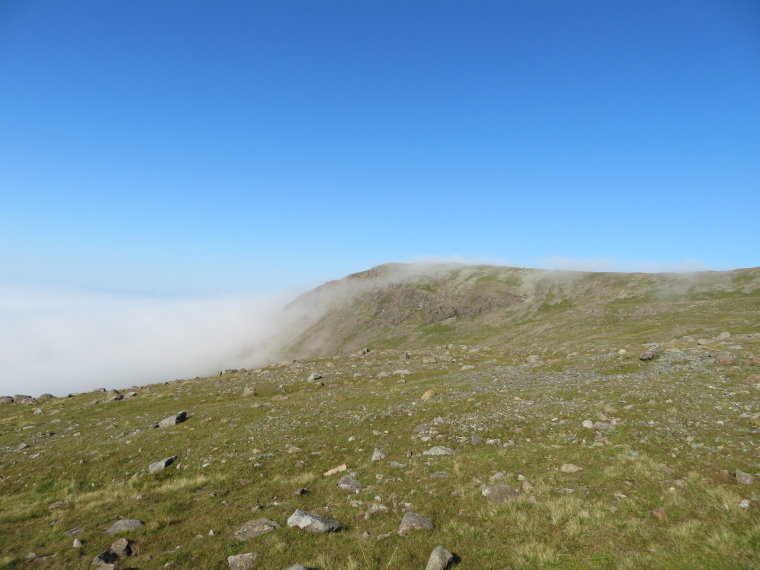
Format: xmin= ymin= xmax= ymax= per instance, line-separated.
xmin=283 ymin=263 xmax=760 ymax=359
xmin=2 ymin=263 xmax=759 ymax=397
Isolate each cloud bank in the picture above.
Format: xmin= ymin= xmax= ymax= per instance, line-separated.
xmin=536 ymin=257 xmax=727 ymax=273
xmin=0 ymin=286 xmax=300 ymax=397
xmin=407 ymin=254 xmax=514 ymax=267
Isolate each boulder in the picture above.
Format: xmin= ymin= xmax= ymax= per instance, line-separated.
xmin=158 ymin=412 xmax=187 ymax=428
xmin=398 ymin=512 xmax=434 ymax=535
xmin=337 ymin=475 xmax=362 ymax=493
xmin=228 ymin=552 xmax=259 ymax=570
xmin=423 ymin=446 xmax=454 ymax=456
xmin=105 ymin=519 xmax=144 ymax=534
xmin=425 ymin=545 xmax=454 ymax=570
xmin=639 ymin=345 xmax=662 ymax=361
xmin=148 ymin=456 xmax=178 ymax=474
xmin=234 ymin=518 xmax=280 ymax=541
xmin=286 ymin=509 xmax=343 ymax=533
xmin=110 ymin=538 xmax=132 ymax=557
xmin=482 ymin=483 xmax=520 ymax=504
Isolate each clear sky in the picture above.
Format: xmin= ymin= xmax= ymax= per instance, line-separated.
xmin=1 ymin=1 xmax=759 ymax=394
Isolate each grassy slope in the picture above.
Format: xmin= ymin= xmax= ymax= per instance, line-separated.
xmin=1 ymin=265 xmax=759 ymax=569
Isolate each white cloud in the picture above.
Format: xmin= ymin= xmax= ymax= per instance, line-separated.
xmin=0 ymin=285 xmax=301 ymax=397
xmin=407 ymin=254 xmax=514 ymax=267
xmin=536 ymin=256 xmax=720 ymax=273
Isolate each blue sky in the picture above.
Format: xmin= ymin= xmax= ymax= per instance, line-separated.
xmin=1 ymin=0 xmax=758 ymax=296
xmin=1 ymin=1 xmax=759 ymax=393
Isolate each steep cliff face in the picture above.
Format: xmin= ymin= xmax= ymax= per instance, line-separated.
xmin=280 ymin=263 xmax=760 ymax=360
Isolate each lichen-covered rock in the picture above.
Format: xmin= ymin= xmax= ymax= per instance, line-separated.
xmin=234 ymin=518 xmax=280 ymax=541
xmin=105 ymin=519 xmax=144 ymax=534
xmin=228 ymin=552 xmax=259 ymax=570
xmin=338 ymin=475 xmax=362 ymax=493
xmin=482 ymin=483 xmax=520 ymax=504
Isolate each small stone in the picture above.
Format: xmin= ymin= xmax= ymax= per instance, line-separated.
xmin=286 ymin=509 xmax=343 ymax=533
xmin=739 ymin=499 xmax=751 ymax=509
xmin=377 ymin=533 xmax=391 ymax=541
xmin=371 ymin=448 xmax=386 ymax=462
xmin=582 ymin=420 xmax=594 ymax=429
xmin=365 ymin=503 xmax=390 ymax=519
xmin=460 ymin=365 xmax=476 ymax=371
xmin=149 ymin=456 xmax=178 ymax=474
xmin=425 ymin=545 xmax=454 ymax=570
xmin=282 ymin=566 xmax=308 ymax=570
xmin=292 ymin=487 xmax=309 ymax=496
xmin=306 ymin=372 xmax=322 ymax=382
xmin=63 ymin=528 xmax=85 ymax=536
xmin=482 ymin=483 xmax=520 ymax=504
xmin=73 ymin=539 xmax=83 ymax=548
xmin=734 ymin=471 xmax=755 ymax=485
xmin=227 ymin=552 xmax=259 ymax=570
xmin=421 ymin=390 xmax=436 ymax=400
xmin=423 ymin=446 xmax=454 ymax=456
xmin=338 ymin=475 xmax=363 ymax=493
xmin=157 ymin=412 xmax=187 ymax=428
xmin=234 ymin=518 xmax=280 ymax=541
xmin=652 ymin=507 xmax=666 ymax=520
xmin=323 ymin=463 xmax=348 ymax=476
xmin=105 ymin=519 xmax=144 ymax=534
xmin=398 ymin=511 xmax=434 ymax=535
xmin=560 ymin=464 xmax=583 ymax=473
xmin=717 ymin=332 xmax=731 ymax=339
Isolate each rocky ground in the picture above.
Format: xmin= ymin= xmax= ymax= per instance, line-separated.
xmin=1 ymin=332 xmax=759 ymax=569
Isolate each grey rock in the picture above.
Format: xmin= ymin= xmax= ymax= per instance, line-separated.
xmin=72 ymin=538 xmax=83 ymax=548
xmin=371 ymin=448 xmax=386 ymax=462
xmin=735 ymin=471 xmax=755 ymax=485
xmin=13 ymin=394 xmax=35 ymax=404
xmin=228 ymin=552 xmax=259 ymax=570
xmin=717 ymin=331 xmax=731 ymax=339
xmin=149 ymin=456 xmax=178 ymax=474
xmin=423 ymin=446 xmax=454 ymax=456
xmin=560 ymin=463 xmax=583 ymax=473
xmin=425 ymin=545 xmax=454 ymax=570
xmin=0 ymin=396 xmax=13 ymax=404
xmin=63 ymin=527 xmax=85 ymax=536
xmin=234 ymin=518 xmax=280 ymax=541
xmin=482 ymin=483 xmax=520 ymax=504
xmin=398 ymin=511 xmax=434 ymax=535
xmin=157 ymin=412 xmax=187 ymax=428
xmin=287 ymin=509 xmax=343 ymax=533
xmin=105 ymin=519 xmax=144 ymax=534
xmin=364 ymin=503 xmax=389 ymax=519
xmin=460 ymin=365 xmax=476 ymax=371
xmin=110 ymin=538 xmax=132 ymax=557
xmin=306 ymin=372 xmax=322 ymax=382
xmin=338 ymin=475 xmax=363 ymax=493
xmin=639 ymin=345 xmax=662 ymax=361
xmin=282 ymin=566 xmax=309 ymax=570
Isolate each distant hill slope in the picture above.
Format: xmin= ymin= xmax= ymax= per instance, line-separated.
xmin=280 ymin=263 xmax=760 ymax=359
